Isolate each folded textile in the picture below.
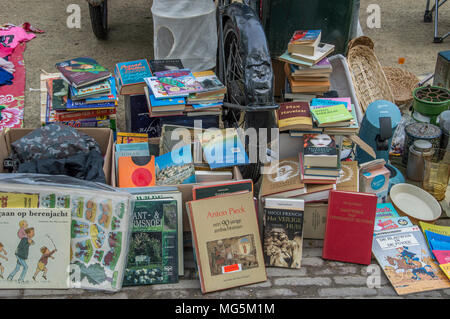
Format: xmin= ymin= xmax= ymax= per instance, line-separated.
xmin=0 ymin=67 xmax=13 ymax=85
xmin=0 ymin=57 xmax=14 ymax=73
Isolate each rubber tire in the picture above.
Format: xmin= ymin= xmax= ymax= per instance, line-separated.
xmin=89 ymin=0 xmax=108 ymax=40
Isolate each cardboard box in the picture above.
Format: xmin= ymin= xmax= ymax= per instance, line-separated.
xmin=303 ymin=202 xmax=328 ymax=239
xmin=0 ymin=128 xmax=114 ymax=186
xmin=360 ymin=165 xmax=390 ymax=203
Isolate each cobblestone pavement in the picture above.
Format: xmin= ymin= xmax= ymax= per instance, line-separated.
xmin=2 ymin=239 xmax=449 ymax=299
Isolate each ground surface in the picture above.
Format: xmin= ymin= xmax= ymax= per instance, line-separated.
xmin=1 ymin=0 xmax=450 ymax=299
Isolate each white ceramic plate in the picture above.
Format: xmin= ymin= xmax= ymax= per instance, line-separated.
xmin=390 ymin=183 xmax=442 ymax=221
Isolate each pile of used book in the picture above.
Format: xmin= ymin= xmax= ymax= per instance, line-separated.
xmin=41 ymin=57 xmax=118 ymax=131
xmin=279 ymin=30 xmax=334 ymax=100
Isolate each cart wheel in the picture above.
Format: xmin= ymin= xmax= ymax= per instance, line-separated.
xmin=89 ymin=0 xmax=108 ymax=39
xmin=424 ymin=10 xmax=433 ymax=23
xmin=222 ymin=19 xmax=276 ymax=184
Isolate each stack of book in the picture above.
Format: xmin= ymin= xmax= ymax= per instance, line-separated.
xmin=42 ymin=57 xmax=118 ymax=130
xmin=300 ymin=133 xmax=340 ymax=185
xmin=142 ymin=59 xmax=225 ymax=118
xmin=278 ymin=30 xmax=334 ymax=98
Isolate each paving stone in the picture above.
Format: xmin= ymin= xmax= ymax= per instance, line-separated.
xmin=255 ymin=288 xmax=297 ymax=298
xmin=302 ymin=248 xmax=323 ymax=257
xmin=266 ymin=267 xmax=307 ymax=277
xmin=301 ymin=257 xmax=324 ymax=267
xmin=274 ymin=277 xmax=332 ymax=287
xmin=318 ymin=287 xmax=378 ymax=297
xmin=151 ymin=280 xmax=201 ymax=290
xmin=333 ymin=275 xmax=370 ymax=286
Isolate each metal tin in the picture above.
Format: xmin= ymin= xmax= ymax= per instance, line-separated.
xmin=406 ymin=140 xmax=433 ymax=182
xmin=402 ymin=122 xmax=441 ymax=164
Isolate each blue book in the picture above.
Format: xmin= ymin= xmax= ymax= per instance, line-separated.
xmin=115 ymin=59 xmax=152 ymax=94
xmin=425 ymin=230 xmax=450 ymax=251
xmin=155 ymin=145 xmax=196 ymax=185
xmin=311 ymin=98 xmax=349 ymax=111
xmin=149 ymin=92 xmax=185 ymax=107
xmin=199 ymin=129 xmax=250 ymax=169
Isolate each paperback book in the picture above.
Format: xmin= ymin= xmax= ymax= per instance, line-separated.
xmin=154 ymin=69 xmax=203 ymax=96
xmin=115 ymin=59 xmax=152 ymax=95
xmin=56 ymin=57 xmax=110 ymax=88
xmin=303 ymin=134 xmax=338 ymax=168
xmin=155 ymin=145 xmax=196 ymax=185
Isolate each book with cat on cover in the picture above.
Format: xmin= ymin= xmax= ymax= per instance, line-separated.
xmin=56 ymin=57 xmax=111 ymax=88
xmin=277 ymin=101 xmax=312 ymax=131
xmin=263 ymin=197 xmax=304 ymax=269
xmin=187 ymin=191 xmax=267 ymax=293
xmin=322 ymin=190 xmax=377 ymax=265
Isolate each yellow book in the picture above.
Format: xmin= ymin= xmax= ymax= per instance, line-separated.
xmin=0 ymin=192 xmax=39 ymax=208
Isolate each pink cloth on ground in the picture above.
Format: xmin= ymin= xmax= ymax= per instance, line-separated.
xmin=0 ymin=26 xmax=36 ymax=58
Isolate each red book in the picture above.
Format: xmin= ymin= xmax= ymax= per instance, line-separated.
xmin=55 ymin=108 xmax=116 ymax=121
xmin=322 ymin=190 xmax=377 ymax=265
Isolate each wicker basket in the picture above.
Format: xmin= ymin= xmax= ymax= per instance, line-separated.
xmin=347 ymin=36 xmax=375 ymax=51
xmin=383 ymin=66 xmax=420 ymax=106
xmin=347 ymin=45 xmax=395 ymax=112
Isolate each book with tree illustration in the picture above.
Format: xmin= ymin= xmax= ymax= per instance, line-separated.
xmin=0 ymin=208 xmax=71 ymax=289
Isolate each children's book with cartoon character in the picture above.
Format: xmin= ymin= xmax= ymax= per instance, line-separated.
xmin=372 ymin=222 xmax=450 ymax=295
xmin=0 ymin=208 xmax=71 ymax=289
xmin=0 ymin=179 xmax=133 ymax=292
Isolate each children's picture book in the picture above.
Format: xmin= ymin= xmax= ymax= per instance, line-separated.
xmin=187 ymin=191 xmax=267 ymax=293
xmin=115 ymin=59 xmax=152 ymax=95
xmin=149 ymin=59 xmax=184 ymax=73
xmin=198 ymin=129 xmax=250 ymax=169
xmin=154 ymin=69 xmax=204 ymax=96
xmin=69 ymin=78 xmax=111 ymax=100
xmin=123 ymin=188 xmax=184 ymax=276
xmin=372 ymin=224 xmax=450 ymax=295
xmin=374 ymin=216 xmax=414 ymax=233
xmin=155 ymin=144 xmax=196 ymax=185
xmin=322 ymin=190 xmax=377 ymax=265
xmin=263 ymin=198 xmax=304 ymax=269
xmin=56 ymin=57 xmax=111 ymax=88
xmin=145 ymin=76 xmax=170 ymax=99
xmin=116 ymin=132 xmax=149 ymax=144
xmin=123 ymin=198 xmax=178 ymax=286
xmin=376 ymin=203 xmax=400 ymax=219
xmin=192 ymin=70 xmax=226 ymax=97
xmin=0 ymin=208 xmax=71 ymax=289
xmin=49 ymin=78 xmax=69 ymax=110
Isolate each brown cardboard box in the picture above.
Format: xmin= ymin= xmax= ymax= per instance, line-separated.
xmin=0 ymin=128 xmax=114 ymax=186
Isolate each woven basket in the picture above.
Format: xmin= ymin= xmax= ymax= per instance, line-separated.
xmin=383 ymin=67 xmax=419 ymax=106
xmin=347 ymin=45 xmax=395 ymax=112
xmin=347 ymin=36 xmax=375 ymax=51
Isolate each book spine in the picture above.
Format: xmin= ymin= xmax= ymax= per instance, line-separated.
xmin=55 ymin=108 xmax=116 ymax=121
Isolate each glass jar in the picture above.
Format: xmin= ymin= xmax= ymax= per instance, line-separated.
xmin=406 ymin=139 xmax=434 ymax=182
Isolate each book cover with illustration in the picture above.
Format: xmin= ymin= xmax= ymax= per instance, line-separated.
xmin=123 ymin=198 xmax=178 ymax=286
xmin=303 ymin=134 xmax=338 ymax=168
xmin=49 ymin=78 xmax=69 ymax=110
xmin=69 ymin=76 xmax=117 ymax=105
xmin=192 ymin=70 xmax=226 ymax=97
xmin=154 ymin=69 xmax=203 ymax=96
xmin=56 ymin=57 xmax=111 ymax=88
xmin=288 ymin=30 xmax=321 ymax=45
xmin=198 ymin=129 xmax=250 ymax=169
xmin=149 ymin=59 xmax=184 ymax=74
xmin=0 ymin=208 xmax=71 ymax=289
xmin=123 ymin=188 xmax=183 ymax=276
xmin=260 ymin=157 xmax=305 ymax=197
xmin=155 ymin=144 xmax=196 ymax=185
xmin=263 ymin=198 xmax=304 ymax=269
xmin=372 ymin=224 xmax=450 ymax=295
xmin=70 ymin=78 xmax=111 ymax=100
xmin=187 ymin=191 xmax=267 ymax=293
xmin=419 ymin=221 xmax=450 ymax=280
xmin=115 ymin=59 xmax=152 ymax=95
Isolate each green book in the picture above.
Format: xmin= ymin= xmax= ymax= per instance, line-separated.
xmin=309 ymin=104 xmax=353 ymax=126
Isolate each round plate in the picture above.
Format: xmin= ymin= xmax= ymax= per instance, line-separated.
xmin=390 ymin=183 xmax=441 ymax=223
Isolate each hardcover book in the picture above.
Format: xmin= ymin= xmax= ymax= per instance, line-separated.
xmin=149 ymin=59 xmax=184 ymax=73
xmin=290 ymin=42 xmax=335 ymax=65
xmin=0 ymin=208 xmax=71 ymax=289
xmin=155 ymin=145 xmax=196 ymax=185
xmin=123 ymin=198 xmax=178 ymax=286
xmin=288 ymin=30 xmax=321 ymax=46
xmin=115 ymin=59 xmax=152 ymax=95
xmin=322 ymin=190 xmax=377 ymax=265
xmin=336 ymin=160 xmax=359 ymax=192
xmin=260 ymin=157 xmax=305 ymax=198
xmin=187 ymin=191 xmax=267 ymax=293
xmin=55 ymin=57 xmax=111 ymax=88
xmin=263 ymin=197 xmax=304 ymax=269
xmin=123 ymin=188 xmax=184 ymax=276
xmin=70 ymin=79 xmax=111 ymax=100
xmin=192 ymin=179 xmax=254 ymax=200
xmin=198 ymin=129 xmax=250 ymax=169
xmin=154 ymin=69 xmax=203 ymax=96
xmin=372 ymin=224 xmax=450 ymax=295
xmin=277 ymin=101 xmax=312 ymax=131
xmin=303 ymin=134 xmax=338 ymax=168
